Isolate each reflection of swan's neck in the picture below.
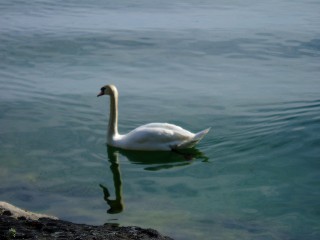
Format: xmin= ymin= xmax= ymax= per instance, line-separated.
xmin=108 ymin=89 xmax=119 ymax=143
xmin=101 ymin=146 xmax=124 ymax=214
xmin=110 ymin=151 xmax=123 ymax=203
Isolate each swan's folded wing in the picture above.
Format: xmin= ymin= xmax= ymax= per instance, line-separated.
xmin=135 ymin=123 xmax=194 ymax=136
xmin=119 ymin=126 xmax=192 ymax=150
xmin=125 ymin=127 xmax=182 ymax=143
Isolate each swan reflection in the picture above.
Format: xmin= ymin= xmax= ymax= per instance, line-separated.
xmin=100 ymin=146 xmax=124 ymax=214
xmin=100 ymin=146 xmax=208 ymax=214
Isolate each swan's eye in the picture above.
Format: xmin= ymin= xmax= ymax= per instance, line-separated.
xmin=101 ymin=87 xmax=106 ymax=92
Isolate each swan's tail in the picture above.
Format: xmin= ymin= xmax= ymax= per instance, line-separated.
xmin=177 ymin=128 xmax=211 ymax=149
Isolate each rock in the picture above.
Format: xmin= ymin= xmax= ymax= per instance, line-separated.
xmin=0 ymin=201 xmax=173 ymax=240
xmin=2 ymin=210 xmax=12 ymax=216
xmin=0 ymin=201 xmax=58 ymax=220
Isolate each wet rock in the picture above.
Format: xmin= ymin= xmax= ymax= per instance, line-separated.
xmin=2 ymin=210 xmax=12 ymax=216
xmin=0 ymin=202 xmax=173 ymax=240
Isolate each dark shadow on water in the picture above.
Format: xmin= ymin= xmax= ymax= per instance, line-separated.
xmin=100 ymin=146 xmax=208 ymax=214
xmin=116 ymin=146 xmax=208 ymax=171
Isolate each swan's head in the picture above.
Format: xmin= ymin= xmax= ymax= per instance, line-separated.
xmin=97 ymin=84 xmax=118 ymax=97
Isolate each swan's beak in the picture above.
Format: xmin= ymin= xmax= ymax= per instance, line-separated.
xmin=97 ymin=91 xmax=104 ymax=97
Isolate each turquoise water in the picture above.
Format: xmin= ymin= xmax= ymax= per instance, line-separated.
xmin=1 ymin=1 xmax=320 ymax=239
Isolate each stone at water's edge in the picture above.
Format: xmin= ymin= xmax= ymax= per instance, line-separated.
xmin=0 ymin=201 xmax=173 ymax=240
xmin=0 ymin=201 xmax=58 ymax=220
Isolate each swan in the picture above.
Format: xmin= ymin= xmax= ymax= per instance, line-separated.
xmin=97 ymin=84 xmax=210 ymax=151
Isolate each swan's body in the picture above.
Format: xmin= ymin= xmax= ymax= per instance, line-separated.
xmin=98 ymin=85 xmax=210 ymax=151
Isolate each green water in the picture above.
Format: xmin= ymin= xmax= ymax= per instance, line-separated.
xmin=1 ymin=1 xmax=320 ymax=239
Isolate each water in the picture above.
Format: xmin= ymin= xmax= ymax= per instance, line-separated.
xmin=1 ymin=1 xmax=320 ymax=239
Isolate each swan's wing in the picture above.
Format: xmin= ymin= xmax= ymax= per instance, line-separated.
xmin=115 ymin=123 xmax=210 ymax=151
xmin=135 ymin=123 xmax=193 ymax=135
xmin=126 ymin=126 xmax=192 ymax=143
xmin=119 ymin=125 xmax=193 ymax=150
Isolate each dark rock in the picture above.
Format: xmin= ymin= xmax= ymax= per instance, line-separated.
xmin=2 ymin=210 xmax=12 ymax=216
xmin=0 ymin=211 xmax=173 ymax=240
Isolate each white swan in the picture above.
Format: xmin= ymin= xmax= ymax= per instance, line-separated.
xmin=97 ymin=85 xmax=210 ymax=151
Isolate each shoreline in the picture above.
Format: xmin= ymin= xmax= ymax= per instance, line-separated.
xmin=0 ymin=201 xmax=173 ymax=240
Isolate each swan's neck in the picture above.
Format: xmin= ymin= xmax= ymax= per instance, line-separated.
xmin=108 ymin=90 xmax=119 ymax=143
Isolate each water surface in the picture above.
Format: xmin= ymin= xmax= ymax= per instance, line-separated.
xmin=1 ymin=1 xmax=320 ymax=239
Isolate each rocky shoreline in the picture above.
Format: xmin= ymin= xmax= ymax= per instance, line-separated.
xmin=0 ymin=202 xmax=173 ymax=240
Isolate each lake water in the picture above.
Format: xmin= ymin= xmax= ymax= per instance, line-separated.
xmin=1 ymin=1 xmax=320 ymax=239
